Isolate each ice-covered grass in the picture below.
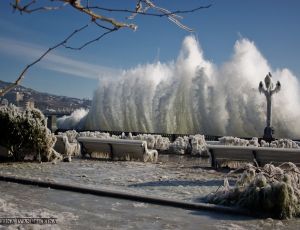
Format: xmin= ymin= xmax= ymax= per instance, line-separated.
xmin=206 ymin=163 xmax=300 ymax=219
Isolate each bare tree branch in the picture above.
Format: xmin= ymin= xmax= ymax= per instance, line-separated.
xmin=88 ymin=4 xmax=212 ymax=17
xmin=1 ymin=0 xmax=211 ymax=97
xmin=11 ymin=0 xmax=64 ymax=13
xmin=12 ymin=0 xmax=138 ymax=30
xmin=0 ymin=24 xmax=89 ymax=97
xmin=66 ymin=0 xmax=137 ymax=30
xmin=63 ymin=27 xmax=118 ymax=50
xmin=93 ymin=21 xmax=116 ymax=31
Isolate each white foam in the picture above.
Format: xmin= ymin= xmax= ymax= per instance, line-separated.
xmin=61 ymin=36 xmax=300 ymax=138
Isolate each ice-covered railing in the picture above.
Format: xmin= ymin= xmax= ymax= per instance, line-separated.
xmin=218 ymin=136 xmax=300 ymax=149
xmin=218 ymin=136 xmax=259 ymax=147
xmin=61 ymin=131 xmax=169 ymax=150
xmin=58 ymin=130 xmax=78 ymax=143
xmin=169 ymin=136 xmax=189 ymax=154
xmin=169 ymin=134 xmax=209 ymax=156
xmin=77 ymin=131 xmax=119 ymax=140
xmin=126 ymin=133 xmax=170 ymax=151
xmin=56 ymin=131 xmax=300 ymax=159
xmin=57 ymin=130 xmax=210 ymax=156
xmin=261 ymin=139 xmax=300 ymax=148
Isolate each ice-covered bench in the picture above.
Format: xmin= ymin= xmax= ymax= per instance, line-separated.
xmin=255 ymin=147 xmax=300 ymax=166
xmin=208 ymin=145 xmax=256 ymax=168
xmin=77 ymin=137 xmax=158 ymax=163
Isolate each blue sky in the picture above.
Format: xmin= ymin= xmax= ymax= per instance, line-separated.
xmin=0 ymin=0 xmax=299 ymax=99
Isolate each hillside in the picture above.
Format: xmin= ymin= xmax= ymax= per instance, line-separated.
xmin=0 ymin=80 xmax=91 ymax=113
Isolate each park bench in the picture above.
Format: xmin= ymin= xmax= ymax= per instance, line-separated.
xmin=77 ymin=137 xmax=158 ymax=163
xmin=255 ymin=147 xmax=300 ymax=166
xmin=207 ymin=145 xmax=257 ymax=168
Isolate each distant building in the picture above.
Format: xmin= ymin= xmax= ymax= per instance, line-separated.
xmin=1 ymin=98 xmax=8 ymax=106
xmin=25 ymin=98 xmax=35 ymax=109
xmin=16 ymin=92 xmax=24 ymax=104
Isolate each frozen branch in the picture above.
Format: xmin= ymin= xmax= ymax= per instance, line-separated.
xmin=1 ymin=0 xmax=211 ymax=96
xmin=89 ymin=4 xmax=212 ymax=18
xmin=11 ymin=0 xmax=64 ymax=13
xmin=0 ymin=24 xmax=88 ymax=97
xmin=63 ymin=27 xmax=118 ymax=50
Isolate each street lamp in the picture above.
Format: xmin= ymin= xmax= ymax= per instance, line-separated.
xmin=259 ymin=72 xmax=281 ymax=141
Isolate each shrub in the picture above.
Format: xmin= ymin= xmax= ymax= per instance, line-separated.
xmin=0 ymin=104 xmax=61 ymax=162
xmin=205 ymin=163 xmax=300 ymax=219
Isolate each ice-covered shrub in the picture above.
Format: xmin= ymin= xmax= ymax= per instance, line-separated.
xmin=169 ymin=136 xmax=189 ymax=154
xmin=190 ymin=134 xmax=209 ymax=156
xmin=219 ymin=136 xmax=249 ymax=146
xmin=133 ymin=134 xmax=170 ymax=150
xmin=78 ymin=131 xmax=112 ymax=139
xmin=134 ymin=134 xmax=156 ymax=149
xmin=269 ymin=139 xmax=300 ymax=149
xmin=260 ymin=140 xmax=270 ymax=147
xmin=0 ymin=104 xmax=61 ymax=162
xmin=206 ymin=163 xmax=300 ymax=219
xmin=58 ymin=130 xmax=78 ymax=143
xmin=219 ymin=136 xmax=300 ymax=149
xmin=248 ymin=137 xmax=259 ymax=147
xmin=154 ymin=136 xmax=170 ymax=150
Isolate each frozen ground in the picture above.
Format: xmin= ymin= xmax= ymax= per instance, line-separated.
xmin=0 ymin=155 xmax=223 ymax=202
xmin=1 ymin=181 xmax=296 ymax=230
xmin=0 ymin=155 xmax=299 ymax=229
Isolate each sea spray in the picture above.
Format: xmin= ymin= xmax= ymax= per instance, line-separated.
xmin=60 ymin=36 xmax=300 ymax=138
xmin=57 ymin=108 xmax=88 ymax=130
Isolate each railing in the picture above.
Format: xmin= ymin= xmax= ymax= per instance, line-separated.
xmin=55 ymin=128 xmax=223 ymax=142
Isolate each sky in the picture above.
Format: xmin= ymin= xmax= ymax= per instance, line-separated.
xmin=0 ymin=0 xmax=299 ymax=99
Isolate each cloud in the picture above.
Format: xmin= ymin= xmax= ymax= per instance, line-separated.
xmin=0 ymin=36 xmax=120 ymax=79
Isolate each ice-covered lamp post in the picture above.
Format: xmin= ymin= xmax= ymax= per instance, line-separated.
xmin=259 ymin=72 xmax=281 ymax=142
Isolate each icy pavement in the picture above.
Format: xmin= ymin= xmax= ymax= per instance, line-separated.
xmin=0 ymin=155 xmax=227 ymax=202
xmin=0 ymin=181 xmax=297 ymax=230
xmin=0 ymin=155 xmax=300 ymax=229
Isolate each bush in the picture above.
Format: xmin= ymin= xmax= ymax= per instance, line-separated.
xmin=205 ymin=163 xmax=300 ymax=219
xmin=0 ymin=104 xmax=61 ymax=161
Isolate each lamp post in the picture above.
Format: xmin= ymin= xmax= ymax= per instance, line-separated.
xmin=259 ymin=72 xmax=281 ymax=142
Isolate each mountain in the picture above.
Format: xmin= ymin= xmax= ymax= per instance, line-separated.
xmin=0 ymin=80 xmax=91 ymax=113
